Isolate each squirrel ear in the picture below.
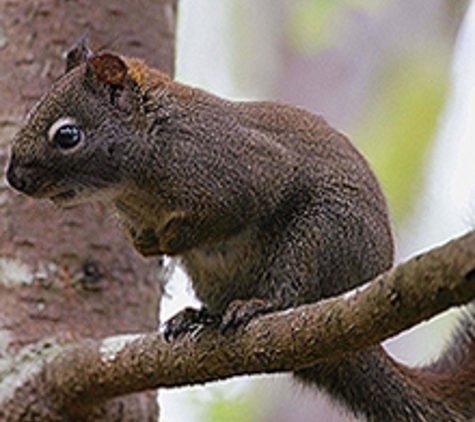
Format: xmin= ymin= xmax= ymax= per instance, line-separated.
xmin=87 ymin=53 xmax=128 ymax=86
xmin=65 ymin=36 xmax=93 ymax=73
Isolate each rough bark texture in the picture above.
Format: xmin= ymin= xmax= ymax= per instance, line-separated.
xmin=1 ymin=229 xmax=474 ymax=420
xmin=44 ymin=230 xmax=475 ymax=393
xmin=0 ymin=0 xmax=178 ymax=420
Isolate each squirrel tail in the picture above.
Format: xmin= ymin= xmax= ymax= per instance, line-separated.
xmin=295 ymin=306 xmax=475 ymax=421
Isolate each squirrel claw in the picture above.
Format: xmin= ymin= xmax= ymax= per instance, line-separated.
xmin=163 ymin=307 xmax=219 ymax=342
xmin=221 ymin=299 xmax=276 ymax=333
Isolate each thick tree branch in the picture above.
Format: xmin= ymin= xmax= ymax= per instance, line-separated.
xmin=4 ymin=230 xmax=475 ymax=419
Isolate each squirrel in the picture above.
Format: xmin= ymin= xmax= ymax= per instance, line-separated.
xmin=6 ymin=41 xmax=475 ymax=422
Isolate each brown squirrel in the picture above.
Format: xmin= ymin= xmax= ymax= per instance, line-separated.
xmin=6 ymin=42 xmax=475 ymax=421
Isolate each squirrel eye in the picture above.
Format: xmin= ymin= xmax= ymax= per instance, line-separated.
xmin=54 ymin=124 xmax=82 ymax=149
xmin=48 ymin=117 xmax=84 ymax=150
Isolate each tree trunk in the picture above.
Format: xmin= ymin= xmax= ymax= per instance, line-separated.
xmin=0 ymin=0 xmax=178 ymax=420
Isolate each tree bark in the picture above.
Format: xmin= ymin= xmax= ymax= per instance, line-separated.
xmin=0 ymin=1 xmax=178 ymax=420
xmin=2 ymin=228 xmax=475 ymax=421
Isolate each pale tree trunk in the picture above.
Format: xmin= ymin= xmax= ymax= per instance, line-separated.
xmin=0 ymin=0 xmax=177 ymax=420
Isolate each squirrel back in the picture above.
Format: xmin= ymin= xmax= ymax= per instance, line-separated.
xmin=6 ymin=44 xmax=475 ymax=421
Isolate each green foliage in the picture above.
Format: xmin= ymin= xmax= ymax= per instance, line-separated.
xmin=286 ymin=0 xmax=451 ymax=223
xmin=188 ymin=384 xmax=259 ymax=422
xmin=354 ymin=53 xmax=449 ymax=222
xmin=287 ymin=0 xmax=388 ymax=52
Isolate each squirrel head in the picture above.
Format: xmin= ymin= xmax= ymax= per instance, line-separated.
xmin=6 ymin=41 xmax=173 ymax=206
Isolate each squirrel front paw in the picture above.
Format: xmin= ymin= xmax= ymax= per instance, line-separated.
xmin=163 ymin=307 xmax=220 ymax=342
xmin=221 ymin=298 xmax=277 ymax=333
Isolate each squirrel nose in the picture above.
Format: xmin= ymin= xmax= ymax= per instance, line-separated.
xmin=6 ymin=160 xmax=28 ymax=192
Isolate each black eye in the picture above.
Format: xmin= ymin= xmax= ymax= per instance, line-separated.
xmin=48 ymin=117 xmax=84 ymax=150
xmin=54 ymin=124 xmax=82 ymax=149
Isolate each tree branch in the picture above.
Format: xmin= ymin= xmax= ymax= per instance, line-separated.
xmin=4 ymin=230 xmax=475 ymax=419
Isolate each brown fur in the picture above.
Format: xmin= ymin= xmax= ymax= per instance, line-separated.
xmin=6 ymin=45 xmax=475 ymax=421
